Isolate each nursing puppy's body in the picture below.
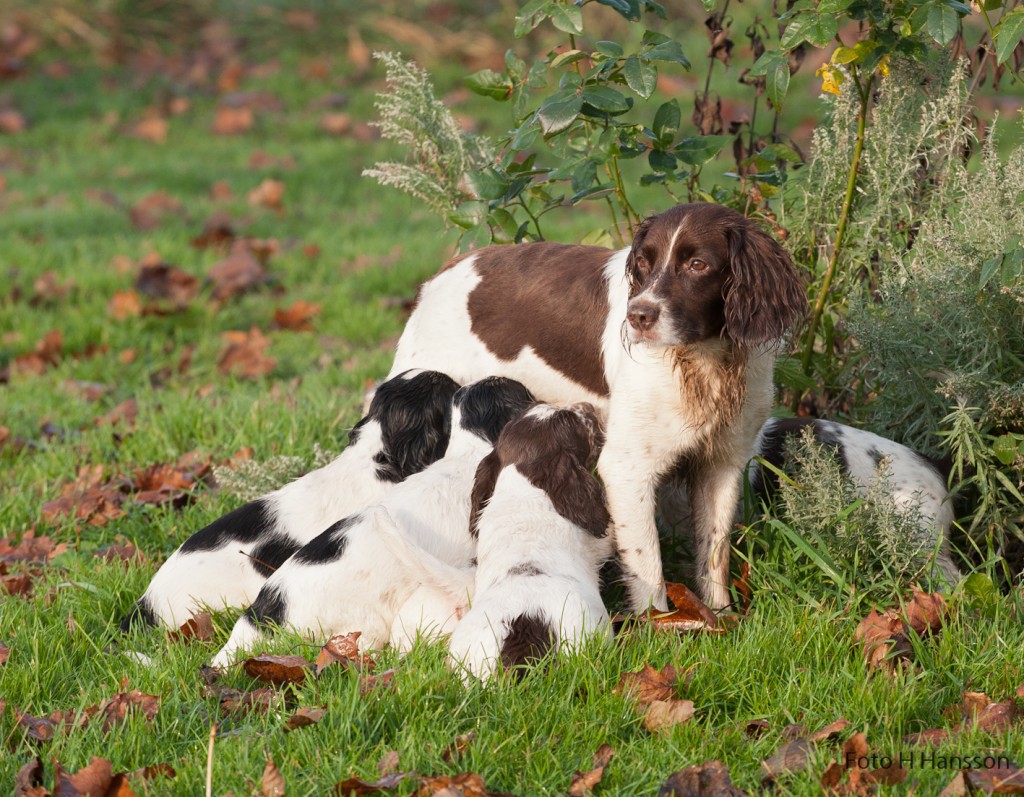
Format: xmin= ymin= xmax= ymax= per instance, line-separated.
xmin=211 ymin=377 xmax=534 ymax=666
xmin=448 ymin=404 xmax=613 ymax=681
xmin=124 ymin=369 xmax=459 ymax=629
xmin=390 ymin=204 xmax=806 ymax=611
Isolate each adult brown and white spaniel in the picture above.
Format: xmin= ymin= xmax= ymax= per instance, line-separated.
xmin=388 ymin=203 xmax=806 ymax=611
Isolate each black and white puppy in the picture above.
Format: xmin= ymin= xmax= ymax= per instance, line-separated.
xmin=750 ymin=418 xmax=959 ymax=581
xmin=447 ymin=403 xmax=613 ymax=682
xmin=211 ymin=377 xmax=535 ymax=666
xmin=123 ymin=369 xmax=459 ymax=630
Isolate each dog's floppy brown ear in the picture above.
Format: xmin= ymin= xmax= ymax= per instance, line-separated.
xmin=724 ymin=221 xmax=807 ymax=347
xmin=522 ymin=453 xmax=611 ymax=538
xmin=624 ymin=215 xmax=655 ymax=298
xmin=469 ymin=449 xmax=502 ymax=538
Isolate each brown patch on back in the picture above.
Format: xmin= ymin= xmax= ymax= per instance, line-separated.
xmin=499 ymin=613 xmax=555 ymax=677
xmin=466 ymin=243 xmax=612 ymax=397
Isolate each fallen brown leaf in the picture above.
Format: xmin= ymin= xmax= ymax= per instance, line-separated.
xmin=95 ymin=539 xmax=144 ymax=565
xmin=0 ymin=529 xmax=68 ymax=562
xmin=208 ymin=685 xmax=277 ymax=716
xmin=218 ymin=328 xmax=276 ymax=379
xmin=99 ymin=689 xmax=160 ymax=732
xmin=616 ymin=663 xmax=682 ymax=705
xmin=378 ymin=751 xmax=400 ymax=776
xmin=416 ymin=772 xmax=507 ymax=797
xmin=903 ymin=728 xmax=949 ymax=746
xmin=3 ymin=329 xmax=63 ymax=381
xmin=274 ymin=299 xmax=321 ymax=331
xmin=284 ymin=706 xmax=325 ymax=731
xmin=29 ymin=270 xmax=72 ymax=305
xmin=18 ymin=712 xmax=56 ymax=742
xmin=315 ymin=631 xmax=374 ymax=675
xmin=336 ymin=772 xmax=409 ymax=796
xmin=658 ymin=760 xmax=746 ymax=797
xmin=210 ymin=180 xmax=234 ymax=200
xmin=808 ymin=718 xmax=851 ymax=743
xmin=360 ymin=668 xmax=397 ymax=696
xmin=643 ymin=699 xmax=695 ymax=734
xmin=212 ymin=106 xmax=253 ymax=135
xmin=248 ymin=178 xmax=285 ymax=211
xmin=744 ymin=719 xmax=770 ymax=739
xmin=760 ymin=738 xmax=810 ymax=785
xmin=94 ymin=398 xmax=138 ymax=429
xmin=0 ymin=107 xmax=27 ymax=134
xmin=903 ymin=587 xmax=948 ymax=636
xmin=262 ymin=757 xmax=286 ymax=797
xmin=168 ymin=611 xmax=215 ymax=642
xmin=54 ymin=756 xmax=114 ymax=796
xmin=569 ymin=743 xmax=614 ymax=796
xmin=647 ymin=581 xmax=723 ymax=633
xmin=0 ymin=641 xmax=8 ymax=665
xmin=320 ymin=112 xmax=352 ymax=136
xmin=130 ymin=191 xmax=184 ymax=231
xmin=14 ymin=756 xmax=44 ymax=796
xmin=243 ymin=654 xmax=312 ymax=685
xmin=133 ymin=116 xmax=168 ymax=143
xmin=208 ymin=247 xmax=269 ymax=301
xmin=191 ymin=211 xmax=236 ymax=249
xmin=134 ymin=257 xmax=199 ymax=309
xmin=107 ymin=289 xmax=143 ymax=320
xmin=964 ymin=762 xmax=1024 ymax=794
xmin=441 ymin=732 xmax=477 ymax=764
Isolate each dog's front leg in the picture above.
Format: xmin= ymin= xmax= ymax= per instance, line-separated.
xmin=598 ymin=438 xmax=669 ymax=613
xmin=687 ymin=462 xmax=744 ymax=611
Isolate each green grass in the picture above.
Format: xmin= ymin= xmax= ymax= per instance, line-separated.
xmin=2 ymin=5 xmax=1024 ymax=795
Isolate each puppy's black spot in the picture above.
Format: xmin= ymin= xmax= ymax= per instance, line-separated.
xmin=371 ymin=370 xmax=460 ymax=483
xmin=867 ymin=447 xmax=885 ymax=467
xmin=246 ymin=585 xmax=287 ymax=630
xmin=500 ymin=613 xmax=555 ymax=679
xmin=292 ymin=515 xmax=358 ymax=565
xmin=508 ymin=562 xmax=543 ymax=577
xmin=119 ymin=599 xmax=156 ymax=632
xmin=454 ymin=377 xmax=535 ymax=445
xmin=180 ymin=499 xmax=276 ymax=553
xmin=248 ymin=534 xmax=301 ymax=577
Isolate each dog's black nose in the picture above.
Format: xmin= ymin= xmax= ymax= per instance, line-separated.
xmin=627 ymin=300 xmax=660 ymax=331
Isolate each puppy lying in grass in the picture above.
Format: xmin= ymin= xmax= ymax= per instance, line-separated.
xmin=123 ymin=369 xmax=460 ymax=630
xmin=448 ymin=403 xmax=614 ymax=682
xmin=211 ymin=377 xmax=534 ymax=667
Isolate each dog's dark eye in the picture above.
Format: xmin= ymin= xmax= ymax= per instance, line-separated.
xmin=634 ymin=254 xmax=651 ymax=273
xmin=687 ymin=258 xmax=708 ymax=273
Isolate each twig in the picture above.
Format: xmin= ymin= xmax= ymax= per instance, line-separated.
xmin=206 ymin=723 xmax=217 ymax=797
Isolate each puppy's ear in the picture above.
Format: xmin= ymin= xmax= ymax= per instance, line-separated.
xmin=624 ymin=215 xmax=655 ymax=298
xmin=524 ymin=453 xmax=611 ymax=538
xmin=375 ymin=375 xmax=458 ymax=482
xmin=724 ymin=221 xmax=807 ymax=347
xmin=469 ymin=450 xmax=503 ymax=538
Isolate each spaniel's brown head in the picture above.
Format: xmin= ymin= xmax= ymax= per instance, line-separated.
xmin=624 ymin=203 xmax=807 ymax=349
xmin=469 ymin=403 xmax=609 ymax=538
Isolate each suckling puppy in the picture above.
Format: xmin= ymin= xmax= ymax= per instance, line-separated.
xmin=123 ymin=369 xmax=459 ymax=630
xmin=211 ymin=377 xmax=535 ymax=667
xmin=447 ymin=403 xmax=613 ymax=682
xmin=388 ymin=203 xmax=806 ymax=611
xmin=749 ymin=418 xmax=960 ymax=581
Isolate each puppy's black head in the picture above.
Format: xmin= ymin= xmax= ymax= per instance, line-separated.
xmin=358 ymin=369 xmax=460 ymax=483
xmin=452 ymin=377 xmax=535 ymax=445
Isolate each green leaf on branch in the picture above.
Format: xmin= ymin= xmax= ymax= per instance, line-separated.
xmin=648 ymin=148 xmax=677 ymax=173
xmin=766 ymin=56 xmax=790 ymax=109
xmin=995 ymin=8 xmax=1024 ymax=65
xmin=806 ymin=14 xmax=839 ymax=46
xmin=489 ymin=208 xmax=520 ymax=244
xmin=466 ymin=168 xmax=510 ymax=201
xmin=652 ymin=99 xmax=680 ymax=146
xmin=538 ymin=90 xmax=583 ymax=135
xmin=596 ymin=0 xmax=639 ymax=19
xmin=581 ymin=85 xmax=632 ymax=115
xmin=514 ymin=0 xmax=552 ymax=37
xmin=550 ymin=49 xmax=588 ymax=68
xmin=465 ymin=69 xmax=513 ymax=100
xmin=594 ymin=40 xmax=625 ymax=58
xmin=449 ymin=200 xmax=488 ymax=229
xmin=641 ymin=32 xmax=691 ymax=67
xmin=549 ymin=3 xmax=584 ymax=34
xmin=675 ymin=135 xmax=732 ymax=165
xmin=624 ymin=55 xmax=658 ymax=98
xmin=926 ymin=4 xmax=960 ymax=46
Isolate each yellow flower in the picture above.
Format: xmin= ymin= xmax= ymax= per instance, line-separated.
xmin=878 ymin=55 xmax=891 ymax=77
xmin=816 ymin=63 xmax=844 ymax=95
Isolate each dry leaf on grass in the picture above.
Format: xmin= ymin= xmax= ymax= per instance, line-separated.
xmin=283 ymin=706 xmax=325 ymax=731
xmin=207 ymin=685 xmax=278 ymax=717
xmin=248 ymin=178 xmax=285 ymax=211
xmin=94 ymin=398 xmax=139 ymax=429
xmin=14 ymin=756 xmax=44 ymax=795
xmin=134 ymin=257 xmax=199 ymax=309
xmin=645 ymin=581 xmax=724 ymax=633
xmin=168 ymin=611 xmax=214 ymax=642
xmin=208 ymin=247 xmax=269 ymax=301
xmin=212 ymin=106 xmax=253 ymax=135
xmin=336 ymin=772 xmax=410 ymax=796
xmin=616 ymin=663 xmax=683 ymax=705
xmin=262 ymin=757 xmax=286 ymax=797
xmin=129 ymin=191 xmax=184 ymax=231
xmin=99 ymin=689 xmax=160 ymax=732
xmin=315 ymin=632 xmax=375 ymax=675
xmin=54 ymin=757 xmax=114 ymax=796
xmin=192 ymin=211 xmax=236 ymax=249
xmin=0 ymin=529 xmax=68 ymax=562
xmin=442 ymin=732 xmax=477 ymax=763
xmin=569 ymin=743 xmax=614 ymax=796
xmin=218 ymin=327 xmax=276 ymax=379
xmin=0 ymin=641 xmax=9 ymax=665
xmin=643 ymin=699 xmax=695 ymax=734
xmin=964 ymin=762 xmax=1024 ymax=794
xmin=108 ymin=289 xmax=143 ymax=320
xmin=360 ymin=668 xmax=397 ymax=696
xmin=416 ymin=772 xmax=511 ymax=797
xmin=133 ymin=116 xmax=168 ymax=143
xmin=855 ymin=588 xmax=949 ymax=672
xmin=94 ymin=538 xmax=144 ymax=565
xmin=274 ymin=300 xmax=321 ymax=331
xmin=760 ymin=739 xmax=811 ymax=784
xmin=243 ymin=654 xmax=312 ymax=685
xmin=657 ymin=760 xmax=746 ymax=797
xmin=1 ymin=329 xmax=63 ymax=381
